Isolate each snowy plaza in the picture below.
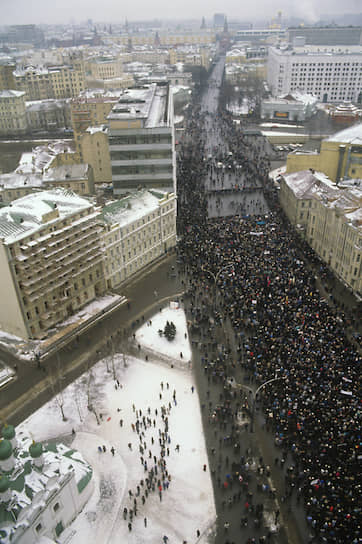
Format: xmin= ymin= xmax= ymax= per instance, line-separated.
xmin=17 ymin=304 xmax=216 ymax=544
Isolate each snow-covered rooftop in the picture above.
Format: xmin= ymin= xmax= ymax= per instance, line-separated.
xmin=0 ymin=429 xmax=92 ymax=544
xmin=325 ymin=123 xmax=362 ymax=145
xmin=0 ymin=90 xmax=25 ymax=99
xmin=43 ymin=163 xmax=89 ymax=182
xmin=0 ymin=172 xmax=43 ymax=190
xmin=108 ymin=83 xmax=170 ymax=128
xmin=282 ymin=170 xmax=339 ymax=200
xmin=0 ymin=189 xmax=93 ymax=244
xmin=101 ymin=189 xmax=170 ymax=228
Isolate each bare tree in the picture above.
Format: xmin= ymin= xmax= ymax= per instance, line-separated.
xmin=48 ymin=353 xmax=67 ymax=421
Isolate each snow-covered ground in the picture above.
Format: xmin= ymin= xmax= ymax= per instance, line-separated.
xmin=18 ymin=305 xmax=216 ymax=544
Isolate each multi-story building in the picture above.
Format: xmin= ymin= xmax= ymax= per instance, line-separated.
xmin=101 ymin=189 xmax=176 ymax=288
xmin=43 ymin=163 xmax=95 ymax=196
xmin=0 ymin=189 xmax=105 ymax=339
xmin=267 ymin=44 xmax=362 ymax=103
xmin=0 ymin=60 xmax=16 ymax=90
xmin=287 ymin=26 xmax=362 ymax=46
xmin=14 ymin=64 xmax=85 ymax=101
xmin=70 ymin=90 xmax=119 ymax=144
xmin=78 ymin=126 xmax=112 ymax=184
xmin=286 ymin=124 xmax=362 ymax=181
xmin=0 ymin=90 xmax=27 ymax=136
xmin=88 ymin=57 xmax=123 ymax=80
xmin=26 ymin=98 xmax=71 ymax=132
xmin=279 ymin=170 xmax=361 ymax=296
xmin=107 ymin=83 xmax=176 ymax=194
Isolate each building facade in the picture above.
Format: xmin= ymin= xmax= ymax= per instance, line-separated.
xmin=78 ymin=126 xmax=112 ymax=184
xmin=261 ymin=92 xmax=318 ymax=122
xmin=0 ymin=189 xmax=105 ymax=339
xmin=107 ymin=83 xmax=176 ymax=194
xmin=279 ymin=170 xmax=361 ymax=296
xmin=267 ymin=45 xmax=362 ymax=103
xmin=70 ymin=91 xmax=119 ymax=144
xmin=287 ymin=26 xmax=362 ymax=46
xmin=286 ymin=124 xmax=362 ymax=182
xmin=101 ymin=189 xmax=176 ymax=288
xmin=0 ymin=90 xmax=27 ymax=136
xmin=14 ymin=64 xmax=85 ymax=101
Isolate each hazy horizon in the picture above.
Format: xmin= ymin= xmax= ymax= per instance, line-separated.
xmin=0 ymin=0 xmax=361 ymax=27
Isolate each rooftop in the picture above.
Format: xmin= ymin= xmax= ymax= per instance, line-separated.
xmin=325 ymin=123 xmax=362 ymax=145
xmin=43 ymin=163 xmax=89 ymax=182
xmin=101 ymin=189 xmax=171 ymax=228
xmin=0 ymin=428 xmax=92 ymax=544
xmin=108 ymin=83 xmax=170 ymax=128
xmin=0 ymin=189 xmax=93 ymax=245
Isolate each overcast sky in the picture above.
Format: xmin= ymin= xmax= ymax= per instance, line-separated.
xmin=1 ymin=0 xmax=361 ymax=26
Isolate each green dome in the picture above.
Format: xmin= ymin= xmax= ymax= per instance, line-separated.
xmin=0 ymin=440 xmax=12 ymax=461
xmin=0 ymin=475 xmax=9 ymax=493
xmin=1 ymin=425 xmax=15 ymax=441
xmin=29 ymin=442 xmax=43 ymax=458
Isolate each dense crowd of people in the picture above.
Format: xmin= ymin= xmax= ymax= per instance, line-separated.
xmin=177 ymin=68 xmax=360 ymax=544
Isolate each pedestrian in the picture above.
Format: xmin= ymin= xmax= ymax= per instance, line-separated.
xmin=111 ymin=447 xmax=115 ymax=456
xmin=144 ymin=517 xmax=147 ymax=527
xmin=163 ymin=535 xmax=169 ymax=543
xmin=196 ymin=529 xmax=201 ymax=537
xmin=128 ymin=522 xmax=132 ymax=531
xmin=203 ymin=464 xmax=207 ymax=471
xmin=102 ymin=445 xmax=106 ymax=452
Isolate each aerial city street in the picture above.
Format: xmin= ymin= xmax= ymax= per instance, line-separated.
xmin=0 ymin=9 xmax=361 ymax=544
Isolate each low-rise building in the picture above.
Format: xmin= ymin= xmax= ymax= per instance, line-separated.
xmin=0 ymin=90 xmax=27 ymax=136
xmin=0 ymin=425 xmax=93 ymax=543
xmin=70 ymin=90 xmax=120 ymax=144
xmin=101 ymin=189 xmax=176 ymax=288
xmin=261 ymin=92 xmax=318 ymax=122
xmin=0 ymin=189 xmax=105 ymax=339
xmin=286 ymin=124 xmax=362 ymax=182
xmin=43 ymin=163 xmax=95 ymax=196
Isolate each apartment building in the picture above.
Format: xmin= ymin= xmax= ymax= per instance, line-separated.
xmin=286 ymin=124 xmax=362 ymax=182
xmin=279 ymin=170 xmax=361 ymax=296
xmin=70 ymin=91 xmax=119 ymax=143
xmin=0 ymin=189 xmax=105 ymax=339
xmin=107 ymin=83 xmax=176 ymax=194
xmin=78 ymin=126 xmax=112 ymax=184
xmin=43 ymin=163 xmax=95 ymax=196
xmin=88 ymin=57 xmax=123 ymax=80
xmin=267 ymin=45 xmax=362 ymax=103
xmin=101 ymin=189 xmax=176 ymax=288
xmin=13 ymin=64 xmax=85 ymax=101
xmin=0 ymin=90 xmax=27 ymax=136
xmin=0 ymin=60 xmax=16 ymax=90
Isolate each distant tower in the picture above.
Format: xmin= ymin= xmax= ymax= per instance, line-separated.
xmin=277 ymin=11 xmax=282 ymax=27
xmin=201 ymin=16 xmax=206 ymax=29
xmin=127 ymin=37 xmax=133 ymax=52
xmin=223 ymin=17 xmax=229 ymax=34
xmin=125 ymin=18 xmax=129 ymax=32
xmin=154 ymin=31 xmax=161 ymax=47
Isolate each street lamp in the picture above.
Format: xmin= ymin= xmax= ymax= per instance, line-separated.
xmin=236 ymin=374 xmax=286 ymax=432
xmin=202 ymin=263 xmax=234 ymax=309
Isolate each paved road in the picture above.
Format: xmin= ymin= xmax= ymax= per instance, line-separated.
xmin=0 ymin=253 xmax=183 ymax=426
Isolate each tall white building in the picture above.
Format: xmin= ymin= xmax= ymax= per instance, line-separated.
xmin=267 ymin=45 xmax=362 ymax=103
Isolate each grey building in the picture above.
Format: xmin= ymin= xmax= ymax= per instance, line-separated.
xmin=107 ymin=83 xmax=176 ymax=195
xmin=287 ymin=26 xmax=362 ymax=46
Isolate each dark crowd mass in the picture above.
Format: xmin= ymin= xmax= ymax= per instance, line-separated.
xmin=176 ymin=71 xmax=361 ymax=544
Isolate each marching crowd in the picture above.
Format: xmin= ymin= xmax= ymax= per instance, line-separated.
xmin=176 ymin=78 xmax=360 ymax=544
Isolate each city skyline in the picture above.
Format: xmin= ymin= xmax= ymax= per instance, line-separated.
xmin=0 ymin=0 xmax=361 ymax=26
